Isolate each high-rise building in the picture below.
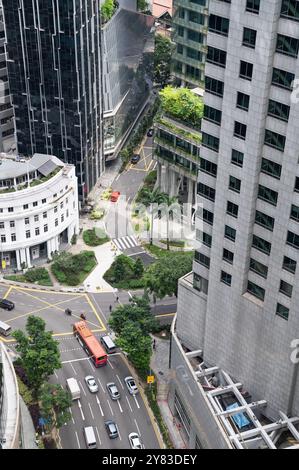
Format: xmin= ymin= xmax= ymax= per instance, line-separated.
xmin=2 ymin=0 xmax=103 ymax=201
xmin=169 ymin=0 xmax=299 ymax=449
xmin=172 ymin=0 xmax=208 ymax=87
xmin=0 ymin=0 xmax=14 ymax=152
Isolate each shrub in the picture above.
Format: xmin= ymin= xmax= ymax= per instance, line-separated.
xmin=83 ymin=228 xmax=110 ymax=246
xmin=159 ymin=86 xmax=204 ymax=128
xmin=5 ymin=267 xmax=52 ymax=286
xmin=104 ymin=255 xmax=146 ymax=288
xmin=145 ymin=382 xmax=173 ymax=448
xmin=71 ymin=234 xmax=77 ymax=245
xmin=51 ymin=251 xmax=97 ymax=286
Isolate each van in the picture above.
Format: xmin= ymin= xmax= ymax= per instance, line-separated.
xmin=100 ymin=335 xmax=116 ymax=354
xmin=66 ymin=377 xmax=81 ymax=400
xmin=83 ymin=426 xmax=97 ymax=449
xmin=0 ymin=320 xmax=12 ymax=337
xmin=0 ymin=299 xmax=15 ymax=311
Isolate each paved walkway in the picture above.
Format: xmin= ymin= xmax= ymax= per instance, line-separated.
xmin=150 ymin=335 xmax=187 ymax=449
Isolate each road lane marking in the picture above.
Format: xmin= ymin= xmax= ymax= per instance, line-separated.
xmin=88 ymin=403 xmax=95 ymax=420
xmin=78 ymin=400 xmax=85 ymax=421
xmin=62 ymin=357 xmax=92 ymax=364
xmin=85 ymin=294 xmax=106 ymax=332
xmin=70 ymin=363 xmax=77 ymax=375
xmin=116 ymin=374 xmax=124 ymax=390
xmin=118 ymin=426 xmax=122 ymax=441
xmin=117 ymin=400 xmax=123 ymax=413
xmin=75 ymin=431 xmax=81 ymax=449
xmin=79 ymin=381 xmax=87 ymax=397
xmin=88 ymin=358 xmax=96 ymax=372
xmin=134 ymin=418 xmax=141 ymax=436
xmin=3 ymin=285 xmax=13 ymax=299
xmin=107 ymin=359 xmax=114 ymax=370
xmin=126 ymin=396 xmax=133 ymax=412
xmin=97 ymin=378 xmax=105 ymax=394
xmin=155 ymin=312 xmax=176 ymax=318
xmin=69 ymin=407 xmax=75 ymax=425
xmin=107 ymin=399 xmax=114 ymax=416
xmin=95 ymin=426 xmax=102 ymax=446
xmin=133 ymin=394 xmax=140 ymax=409
xmin=96 ymin=396 xmax=104 ymax=417
xmin=54 ymin=371 xmax=58 ymax=379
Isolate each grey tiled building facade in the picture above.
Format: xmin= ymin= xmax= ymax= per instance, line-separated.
xmin=170 ymin=0 xmax=299 ymax=448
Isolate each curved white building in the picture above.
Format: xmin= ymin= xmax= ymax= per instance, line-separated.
xmin=0 ymin=154 xmax=79 ymax=270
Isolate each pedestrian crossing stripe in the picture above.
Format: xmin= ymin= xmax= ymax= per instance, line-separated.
xmin=113 ymin=235 xmax=139 ymax=251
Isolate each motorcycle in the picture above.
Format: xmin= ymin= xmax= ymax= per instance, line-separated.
xmin=80 ymin=313 xmax=86 ymax=320
xmin=65 ymin=308 xmax=72 ymax=315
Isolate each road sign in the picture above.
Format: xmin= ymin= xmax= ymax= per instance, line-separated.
xmin=147 ymin=375 xmax=155 ymax=384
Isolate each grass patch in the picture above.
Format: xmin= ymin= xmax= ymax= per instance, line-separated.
xmin=4 ymin=267 xmax=52 ymax=286
xmin=145 ymin=381 xmax=173 ymax=448
xmin=160 ymin=239 xmax=185 ymax=248
xmin=51 ymin=251 xmax=97 ymax=286
xmin=83 ymin=228 xmax=110 ymax=246
xmin=104 ymin=254 xmax=145 ymax=289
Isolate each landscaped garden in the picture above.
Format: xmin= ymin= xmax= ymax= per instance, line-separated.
xmin=83 ymin=228 xmax=110 ymax=246
xmin=51 ymin=251 xmax=97 ymax=286
xmin=4 ymin=267 xmax=52 ymax=286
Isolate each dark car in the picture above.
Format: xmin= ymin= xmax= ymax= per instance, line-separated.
xmin=147 ymin=128 xmax=154 ymax=137
xmin=131 ymin=154 xmax=140 ymax=164
xmin=0 ymin=299 xmax=15 ymax=311
xmin=105 ymin=420 xmax=119 ymax=439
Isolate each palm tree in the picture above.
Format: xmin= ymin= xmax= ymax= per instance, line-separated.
xmin=163 ymin=195 xmax=179 ymax=250
xmin=140 ymin=188 xmax=166 ymax=245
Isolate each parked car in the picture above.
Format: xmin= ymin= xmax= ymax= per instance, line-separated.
xmin=124 ymin=376 xmax=139 ymax=395
xmin=105 ymin=420 xmax=119 ymax=439
xmin=106 ymin=382 xmax=120 ymax=400
xmin=0 ymin=299 xmax=15 ymax=311
xmin=128 ymin=432 xmax=143 ymax=449
xmin=130 ymin=154 xmax=140 ymax=164
xmin=147 ymin=128 xmax=154 ymax=137
xmin=84 ymin=375 xmax=98 ymax=393
xmin=110 ymin=191 xmax=120 ymax=202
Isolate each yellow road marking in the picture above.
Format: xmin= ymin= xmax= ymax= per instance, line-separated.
xmin=3 ymin=285 xmax=13 ymax=299
xmin=155 ymin=312 xmax=176 ymax=318
xmin=52 ymin=328 xmax=105 ymax=338
xmin=85 ymin=294 xmax=106 ymax=332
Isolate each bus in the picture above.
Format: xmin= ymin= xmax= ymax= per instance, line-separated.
xmin=73 ymin=321 xmax=107 ymax=367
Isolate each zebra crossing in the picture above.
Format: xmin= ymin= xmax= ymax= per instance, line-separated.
xmin=112 ymin=235 xmax=140 ymax=251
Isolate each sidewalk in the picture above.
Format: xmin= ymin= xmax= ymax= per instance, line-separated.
xmin=150 ymin=335 xmax=187 ymax=449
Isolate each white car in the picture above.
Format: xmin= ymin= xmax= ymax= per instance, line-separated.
xmin=85 ymin=375 xmax=98 ymax=393
xmin=124 ymin=376 xmax=139 ymax=395
xmin=129 ymin=432 xmax=143 ymax=449
xmin=107 ymin=382 xmax=120 ymax=400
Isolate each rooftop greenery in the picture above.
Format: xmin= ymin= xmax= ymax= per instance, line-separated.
xmin=101 ymin=0 xmax=117 ymax=23
xmin=159 ymin=86 xmax=204 ymax=128
xmin=155 ymin=116 xmax=202 ymax=145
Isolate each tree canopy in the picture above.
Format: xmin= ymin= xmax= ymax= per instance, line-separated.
xmin=39 ymin=383 xmax=72 ymax=431
xmin=12 ymin=316 xmax=61 ymax=397
xmin=159 ymin=86 xmax=204 ymax=127
xmin=144 ymin=252 xmax=193 ymax=297
xmin=153 ymin=35 xmax=173 ymax=87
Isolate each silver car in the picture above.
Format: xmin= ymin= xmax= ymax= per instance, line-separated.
xmin=124 ymin=376 xmax=139 ymax=395
xmin=129 ymin=432 xmax=143 ymax=449
xmin=84 ymin=375 xmax=98 ymax=393
xmin=106 ymin=382 xmax=120 ymax=400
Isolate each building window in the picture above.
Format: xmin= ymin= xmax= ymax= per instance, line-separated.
xmin=223 ymin=248 xmax=234 ymax=264
xmin=23 ymin=204 xmax=28 ymax=210
xmin=197 ymin=183 xmax=216 ymax=202
xmin=11 ymin=233 xmax=16 ymax=242
xmin=242 ymin=27 xmax=257 ymax=48
xmin=0 ymin=222 xmax=4 ymax=229
xmin=272 ymin=68 xmax=295 ymax=90
xmin=294 ymin=177 xmax=299 ymax=193
xmin=282 ymin=256 xmax=296 ymax=274
xmin=42 ymin=198 xmax=46 ymax=204
xmin=276 ymin=34 xmax=299 ymax=58
xmin=258 ymin=185 xmax=278 ymax=206
xmin=281 ymin=0 xmax=299 ymax=21
xmin=25 ymin=218 xmax=29 ymax=225
xmin=35 ymin=228 xmax=40 ymax=236
xmin=264 ymin=129 xmax=286 ymax=151
xmin=246 ymin=0 xmax=260 ymax=14
xmin=286 ymin=230 xmax=299 ymax=249
xmin=43 ymin=212 xmax=47 ymax=219
xmin=209 ymin=14 xmax=229 ymax=36
xmin=261 ymin=158 xmax=282 ymax=179
xmin=197 ymin=230 xmax=212 ymax=247
xmin=204 ymin=105 xmax=222 ymax=125
xmin=55 ymin=219 xmax=58 ymax=227
xmin=240 ymin=60 xmax=253 ymax=80
xmin=247 ymin=281 xmax=265 ymax=300
xmin=193 ymin=273 xmax=209 ymax=294
xmin=234 ymin=121 xmax=247 ymax=140
xmin=276 ymin=303 xmax=289 ymax=320
xmin=1 ymin=234 xmax=6 ymax=243
xmin=10 ymin=221 xmax=15 ymax=228
xmin=54 ymin=206 xmax=58 ymax=213
xmin=229 ymin=176 xmax=241 ymax=193
xmin=8 ymin=207 xmax=13 ymax=213
xmin=290 ymin=204 xmax=299 ymax=222
xmin=236 ymin=92 xmax=250 ymax=111
xmin=268 ymin=99 xmax=290 ymax=122
xmin=202 ymin=208 xmax=214 ymax=225
xmin=250 ymin=258 xmax=268 ymax=278
xmin=224 ymin=225 xmax=236 ymax=241
xmin=33 ymin=201 xmax=38 ymax=207
xmin=202 ymin=133 xmax=219 ymax=152
xmin=221 ymin=271 xmax=232 ymax=286
xmin=61 ymin=215 xmax=64 ymax=223
xmin=34 ymin=215 xmax=39 ymax=222
xmin=255 ymin=210 xmax=275 ymax=231
xmin=195 ymin=251 xmax=210 ymax=268
xmin=279 ymin=280 xmax=293 ymax=298
xmin=205 ymin=76 xmax=224 ymax=97
xmin=44 ymin=225 xmax=48 ymax=233
xmin=26 ymin=230 xmax=31 ymax=239
xmin=60 ymin=202 xmax=63 ymax=209
xmin=200 ymin=158 xmax=217 ymax=176
xmin=252 ymin=234 xmax=271 ymax=255
xmin=207 ymin=46 xmax=227 ymax=67
xmin=227 ymin=201 xmax=239 ymax=218
xmin=231 ymin=149 xmax=244 ymax=167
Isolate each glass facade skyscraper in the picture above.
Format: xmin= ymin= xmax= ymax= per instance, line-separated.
xmin=2 ymin=0 xmax=103 ymax=200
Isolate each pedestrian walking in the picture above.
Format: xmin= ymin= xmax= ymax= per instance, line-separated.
xmin=115 ymin=295 xmax=119 ymax=302
xmin=109 ymin=304 xmax=112 ymax=312
xmin=153 ymin=339 xmax=156 ymax=351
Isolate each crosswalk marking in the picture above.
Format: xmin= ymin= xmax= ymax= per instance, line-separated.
xmin=112 ymin=235 xmax=139 ymax=251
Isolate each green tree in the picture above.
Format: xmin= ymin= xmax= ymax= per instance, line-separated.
xmin=101 ymin=0 xmax=116 ymax=22
xmin=137 ymin=188 xmax=167 ymax=245
xmin=116 ymin=321 xmax=152 ymax=372
xmin=12 ymin=316 xmax=61 ymax=398
xmin=159 ymin=86 xmax=204 ymax=127
xmin=108 ymin=296 xmax=158 ymax=336
xmin=39 ymin=383 xmax=72 ymax=431
xmin=144 ymin=252 xmax=193 ymax=298
xmin=161 ymin=195 xmax=179 ymax=250
xmin=154 ymin=35 xmax=173 ymax=87
xmin=134 ymin=257 xmax=144 ymax=278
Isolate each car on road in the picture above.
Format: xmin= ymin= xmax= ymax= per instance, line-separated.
xmin=105 ymin=420 xmax=119 ymax=439
xmin=0 ymin=299 xmax=15 ymax=311
xmin=147 ymin=128 xmax=154 ymax=137
xmin=110 ymin=191 xmax=120 ymax=202
xmin=106 ymin=382 xmax=120 ymax=400
xmin=85 ymin=375 xmax=98 ymax=393
xmin=124 ymin=376 xmax=139 ymax=395
xmin=130 ymin=154 xmax=140 ymax=164
xmin=128 ymin=432 xmax=143 ymax=449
